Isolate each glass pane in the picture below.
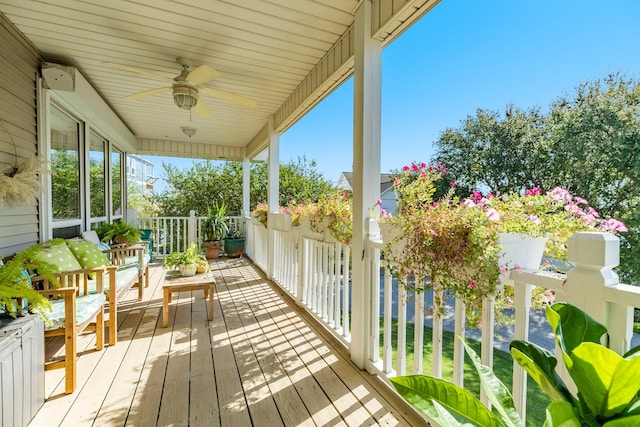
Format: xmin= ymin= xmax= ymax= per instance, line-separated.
xmin=89 ymin=131 xmax=106 ymax=218
xmin=112 ymin=149 xmax=122 ymax=216
xmin=50 ymin=106 xmax=80 ymax=221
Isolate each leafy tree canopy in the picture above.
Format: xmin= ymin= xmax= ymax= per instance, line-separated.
xmin=432 ymin=73 xmax=640 ymax=284
xmin=155 ymin=156 xmax=336 ymax=217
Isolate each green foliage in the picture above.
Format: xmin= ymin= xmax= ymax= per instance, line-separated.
xmin=510 ymin=303 xmax=640 ymax=425
xmin=432 ymin=73 xmax=640 ymax=284
xmin=156 ymin=157 xmax=337 ymax=217
xmin=163 ymin=243 xmax=202 ymax=271
xmin=96 ymin=221 xmax=141 ymax=244
xmin=0 ymin=240 xmax=68 ymax=323
xmin=51 ymin=149 xmax=80 ymax=220
xmin=127 ymin=182 xmax=160 ymax=217
xmin=390 ymin=340 xmax=524 ymax=427
xmin=202 ymin=202 xmax=229 ymax=241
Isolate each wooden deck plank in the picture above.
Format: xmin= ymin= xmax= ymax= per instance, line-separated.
xmin=32 ymin=259 xmax=423 ymax=427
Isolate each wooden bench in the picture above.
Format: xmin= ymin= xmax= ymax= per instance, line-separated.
xmin=32 ymin=267 xmax=107 ymax=395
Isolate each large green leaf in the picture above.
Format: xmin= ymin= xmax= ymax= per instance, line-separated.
xmin=390 ymin=375 xmax=503 ymax=427
xmin=462 ymin=341 xmax=524 ymax=427
xmin=546 ymin=303 xmax=607 ymax=368
xmin=623 ymin=345 xmax=640 ymax=360
xmin=510 ymin=341 xmax=573 ymax=403
xmin=544 ymin=401 xmax=581 ymax=427
xmin=603 ymin=415 xmax=640 ymax=426
xmin=432 ymin=401 xmax=476 ymax=427
xmin=570 ymin=342 xmax=640 ymax=419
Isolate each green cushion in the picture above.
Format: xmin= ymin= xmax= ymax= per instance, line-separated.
xmin=66 ymin=240 xmax=112 ymax=270
xmin=31 ymin=241 xmax=83 ymax=273
xmin=45 ymin=293 xmax=106 ymax=331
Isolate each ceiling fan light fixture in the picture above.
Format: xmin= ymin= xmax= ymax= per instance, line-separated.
xmin=181 ymin=126 xmax=197 ymax=137
xmin=173 ymin=84 xmax=199 ymax=109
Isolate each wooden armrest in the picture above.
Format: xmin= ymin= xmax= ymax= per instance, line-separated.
xmin=36 ymin=286 xmax=77 ymax=296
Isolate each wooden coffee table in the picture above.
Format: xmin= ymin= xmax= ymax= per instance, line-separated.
xmin=162 ymin=270 xmax=215 ymax=327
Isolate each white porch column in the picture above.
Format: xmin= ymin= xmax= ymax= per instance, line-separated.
xmin=267 ymin=118 xmax=280 ymax=279
xmin=242 ymin=156 xmax=250 ymax=219
xmin=351 ymin=0 xmax=382 ymax=369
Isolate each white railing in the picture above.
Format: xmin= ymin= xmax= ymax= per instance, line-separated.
xmin=140 ymin=212 xmax=639 ymax=422
xmin=138 ymin=211 xmax=244 ymax=258
xmin=253 ymin=220 xmax=640 ymax=422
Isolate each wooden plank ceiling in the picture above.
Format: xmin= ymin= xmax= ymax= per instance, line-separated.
xmin=0 ymin=0 xmax=439 ymax=160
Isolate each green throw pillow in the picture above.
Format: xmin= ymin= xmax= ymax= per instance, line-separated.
xmin=66 ymin=240 xmax=112 ymax=270
xmin=31 ymin=241 xmax=83 ymax=273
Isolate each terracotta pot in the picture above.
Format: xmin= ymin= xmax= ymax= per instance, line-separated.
xmin=203 ymin=240 xmax=221 ymax=260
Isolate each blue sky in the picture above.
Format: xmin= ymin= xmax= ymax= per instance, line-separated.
xmin=149 ymin=0 xmax=640 ymax=191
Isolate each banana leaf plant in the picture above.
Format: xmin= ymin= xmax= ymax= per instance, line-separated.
xmin=510 ymin=303 xmax=640 ymax=426
xmin=390 ymin=302 xmax=640 ymax=426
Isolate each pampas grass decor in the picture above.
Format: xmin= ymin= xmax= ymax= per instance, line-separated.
xmin=0 ymin=121 xmax=48 ymax=206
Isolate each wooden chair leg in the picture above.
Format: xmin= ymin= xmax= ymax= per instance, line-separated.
xmin=64 ymin=292 xmax=77 ymax=395
xmin=96 ymin=307 xmax=104 ymax=351
xmin=145 ymin=265 xmax=149 ymax=288
xmin=109 ymin=292 xmax=117 ymax=346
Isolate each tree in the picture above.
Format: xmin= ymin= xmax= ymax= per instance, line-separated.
xmin=432 ymin=73 xmax=640 ymax=284
xmin=156 ymin=157 xmax=336 ymax=217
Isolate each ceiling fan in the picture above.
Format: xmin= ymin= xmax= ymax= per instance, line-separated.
xmin=103 ymin=57 xmax=257 ymax=118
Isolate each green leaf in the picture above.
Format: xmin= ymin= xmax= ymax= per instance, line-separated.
xmin=623 ymin=345 xmax=640 ymax=360
xmin=544 ymin=401 xmax=581 ymax=427
xmin=509 ymin=341 xmax=572 ymax=403
xmin=390 ymin=375 xmax=503 ymax=427
xmin=603 ymin=415 xmax=640 ymax=426
xmin=546 ymin=303 xmax=607 ymax=369
xmin=431 ymin=401 xmax=476 ymax=427
xmin=570 ymin=342 xmax=629 ymax=418
xmin=461 ymin=341 xmax=524 ymax=427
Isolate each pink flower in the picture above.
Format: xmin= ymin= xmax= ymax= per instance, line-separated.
xmin=469 ymin=280 xmax=477 ymax=290
xmin=587 ymin=207 xmax=600 ymax=218
xmin=485 ymin=208 xmax=500 ymax=221
xmin=411 ymin=163 xmax=419 ymax=171
xmin=548 ymin=187 xmax=572 ymax=202
xmin=506 ymin=296 xmax=513 ymax=304
xmin=376 ymin=199 xmax=382 ymax=206
xmin=380 ymin=208 xmax=388 ymax=217
xmin=432 ymin=202 xmax=439 ymax=207
xmin=394 ymin=177 xmax=401 ymax=186
xmin=461 ymin=199 xmax=476 ymax=207
xmin=525 ymin=187 xmax=541 ymax=196
xmin=471 ymin=190 xmax=483 ymax=202
xmin=402 ymin=165 xmax=410 ymax=172
xmin=420 ymin=170 xmax=426 ymax=177
xmin=450 ymin=181 xmax=457 ymax=187
xmin=437 ymin=162 xmax=447 ymax=174
xmin=574 ymin=196 xmax=588 ymax=205
xmin=487 ymin=192 xmax=494 ymax=198
xmin=420 ymin=162 xmax=427 ymax=169
xmin=513 ymin=264 xmax=523 ymax=274
xmin=500 ymin=265 xmax=508 ymax=277
xmin=601 ymin=218 xmax=628 ymax=232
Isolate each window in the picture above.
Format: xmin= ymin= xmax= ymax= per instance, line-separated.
xmin=112 ymin=148 xmax=123 ymax=217
xmin=89 ymin=131 xmax=106 ymax=220
xmin=50 ymin=106 xmax=81 ymax=222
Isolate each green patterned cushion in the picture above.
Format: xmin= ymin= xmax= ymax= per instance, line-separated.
xmin=66 ymin=240 xmax=112 ymax=270
xmin=45 ymin=293 xmax=106 ymax=331
xmin=86 ymin=266 xmax=139 ymax=296
xmin=31 ymin=241 xmax=83 ymax=273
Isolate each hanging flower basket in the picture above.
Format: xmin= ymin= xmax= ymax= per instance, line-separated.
xmin=0 ymin=121 xmax=48 ymax=206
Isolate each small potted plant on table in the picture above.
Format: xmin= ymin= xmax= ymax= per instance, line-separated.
xmin=164 ymin=243 xmax=205 ymax=277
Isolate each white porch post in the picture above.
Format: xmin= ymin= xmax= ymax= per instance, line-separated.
xmin=267 ymin=118 xmax=280 ymax=280
xmin=351 ymin=0 xmax=382 ymax=369
xmin=242 ymin=156 xmax=250 ymax=219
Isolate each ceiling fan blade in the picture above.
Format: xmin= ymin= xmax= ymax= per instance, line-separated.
xmin=103 ymin=61 xmax=174 ymax=83
xmin=201 ymin=87 xmax=257 ymax=108
xmin=193 ymin=98 xmax=211 ymax=118
xmin=124 ymin=86 xmax=171 ymax=100
xmin=187 ymin=65 xmax=219 ymax=85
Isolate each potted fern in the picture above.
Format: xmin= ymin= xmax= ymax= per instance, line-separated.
xmin=96 ymin=221 xmax=141 ymax=245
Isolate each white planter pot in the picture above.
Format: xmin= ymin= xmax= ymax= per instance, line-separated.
xmin=299 ymin=217 xmax=325 ymax=241
xmin=179 ymin=264 xmax=197 ymax=276
xmin=498 ymin=233 xmax=548 ymax=270
xmin=378 ymin=221 xmax=407 ymax=264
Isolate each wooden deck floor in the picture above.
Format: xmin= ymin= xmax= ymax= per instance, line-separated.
xmin=30 ymin=257 xmax=424 ymax=426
